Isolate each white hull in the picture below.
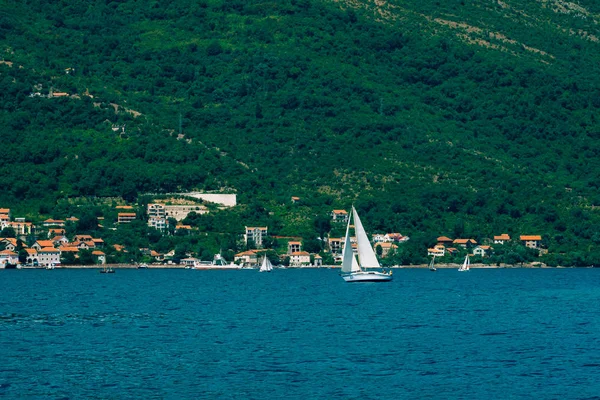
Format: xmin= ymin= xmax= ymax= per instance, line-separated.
xmin=192 ymin=265 xmax=241 ymax=270
xmin=458 ymin=268 xmax=469 ymax=272
xmin=342 ymin=271 xmax=393 ymax=282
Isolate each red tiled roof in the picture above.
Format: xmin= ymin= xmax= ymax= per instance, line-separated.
xmin=520 ymin=235 xmax=542 ymax=241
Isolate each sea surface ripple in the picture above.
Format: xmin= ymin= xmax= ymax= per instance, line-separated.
xmin=0 ymin=268 xmax=599 ymax=399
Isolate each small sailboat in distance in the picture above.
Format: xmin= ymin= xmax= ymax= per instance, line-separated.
xmin=100 ymin=258 xmax=115 ymax=274
xmin=458 ymin=254 xmax=470 ymax=272
xmin=259 ymin=255 xmax=273 ymax=273
xmin=429 ymin=255 xmax=437 ymax=272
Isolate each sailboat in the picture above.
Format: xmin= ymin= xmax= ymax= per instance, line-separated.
xmin=340 ymin=206 xmax=393 ymax=282
xmin=100 ymin=260 xmax=115 ymax=274
xmin=259 ymin=255 xmax=273 ymax=273
xmin=428 ymin=255 xmax=437 ymax=272
xmin=458 ymin=254 xmax=470 ymax=272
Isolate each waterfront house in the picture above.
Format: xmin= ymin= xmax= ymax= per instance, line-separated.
xmin=24 ymin=248 xmax=37 ymax=265
xmin=331 ymin=210 xmax=349 ymax=223
xmin=0 ymin=250 xmax=18 ymax=267
xmin=520 ymin=235 xmax=542 ymax=249
xmin=234 ymin=250 xmax=259 ymax=265
xmin=289 ymin=251 xmax=311 ymax=266
xmin=37 ymin=247 xmax=60 ymax=267
xmin=180 ymin=257 xmax=197 ymax=267
xmin=244 ymin=226 xmax=268 ymax=248
xmin=313 ymin=254 xmax=323 ymax=267
xmin=494 ymin=234 xmax=511 ymax=244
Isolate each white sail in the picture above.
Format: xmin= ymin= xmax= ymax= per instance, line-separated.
xmin=352 ymin=207 xmax=381 ymax=269
xmin=459 ymin=254 xmax=470 ymax=271
xmin=260 ymin=256 xmax=273 ymax=272
xmin=341 ymin=216 xmax=359 ymax=273
xmin=429 ymin=255 xmax=436 ymax=270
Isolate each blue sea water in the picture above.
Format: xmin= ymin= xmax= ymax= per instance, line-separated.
xmin=0 ymin=268 xmax=599 ymax=399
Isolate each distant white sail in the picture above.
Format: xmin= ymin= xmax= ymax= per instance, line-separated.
xmin=260 ymin=256 xmax=273 ymax=272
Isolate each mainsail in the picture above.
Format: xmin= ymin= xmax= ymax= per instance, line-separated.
xmin=352 ymin=207 xmax=381 ymax=269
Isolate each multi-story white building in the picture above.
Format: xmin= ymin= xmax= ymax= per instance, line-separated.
xmin=37 ymin=247 xmax=60 ymax=267
xmin=245 ymin=226 xmax=268 ymax=248
xmin=287 ymin=241 xmax=302 ymax=254
xmin=147 ymin=204 xmax=166 ymax=219
xmin=148 ymin=217 xmax=168 ymax=231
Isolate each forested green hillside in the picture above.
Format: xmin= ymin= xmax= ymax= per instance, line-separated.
xmin=1 ymin=0 xmax=600 ymax=264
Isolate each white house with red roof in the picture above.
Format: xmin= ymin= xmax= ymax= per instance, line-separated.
xmin=289 ymin=251 xmax=311 ymax=266
xmin=43 ymin=219 xmax=65 ymax=227
xmin=331 ymin=209 xmax=349 ymax=223
xmin=0 ymin=250 xmax=18 ymax=267
xmin=520 ymin=235 xmax=542 ymax=249
xmin=493 ymin=234 xmax=511 ymax=244
xmin=37 ymin=247 xmax=60 ymax=267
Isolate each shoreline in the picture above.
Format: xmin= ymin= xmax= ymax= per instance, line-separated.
xmin=10 ymin=262 xmax=586 ymax=270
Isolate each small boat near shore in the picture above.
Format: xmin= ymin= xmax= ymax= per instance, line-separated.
xmin=429 ymin=256 xmax=437 ymax=272
xmin=100 ymin=263 xmax=115 ymax=274
xmin=458 ymin=255 xmax=470 ymax=272
xmin=259 ymin=256 xmax=273 ymax=273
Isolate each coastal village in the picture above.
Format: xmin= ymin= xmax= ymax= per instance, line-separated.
xmin=0 ymin=195 xmax=544 ymax=269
